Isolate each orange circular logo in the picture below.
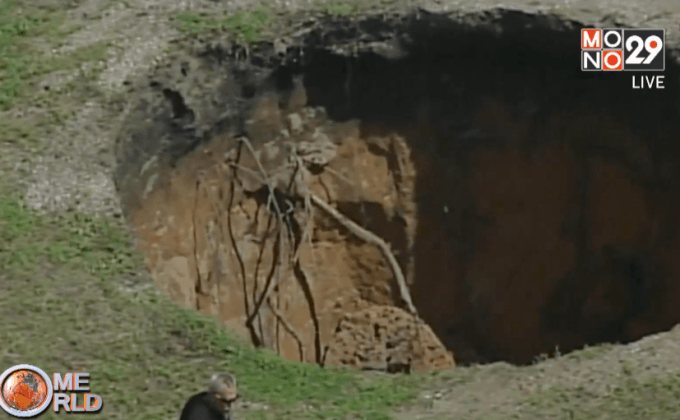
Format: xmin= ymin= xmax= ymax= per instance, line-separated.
xmin=0 ymin=365 xmax=53 ymax=418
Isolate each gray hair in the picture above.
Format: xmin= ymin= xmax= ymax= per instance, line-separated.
xmin=209 ymin=373 xmax=236 ymax=394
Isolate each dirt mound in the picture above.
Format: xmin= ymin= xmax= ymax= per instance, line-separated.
xmin=115 ymin=9 xmax=680 ymax=368
xmin=324 ymin=305 xmax=455 ymax=372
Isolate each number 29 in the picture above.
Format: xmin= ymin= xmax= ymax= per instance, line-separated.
xmin=625 ymin=35 xmax=663 ymax=64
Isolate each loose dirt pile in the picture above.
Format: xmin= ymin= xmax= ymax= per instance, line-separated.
xmin=324 ymin=305 xmax=455 ymax=372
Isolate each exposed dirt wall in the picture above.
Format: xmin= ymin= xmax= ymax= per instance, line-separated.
xmin=115 ymin=9 xmax=680 ymax=367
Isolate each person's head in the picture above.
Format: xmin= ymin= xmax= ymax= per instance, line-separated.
xmin=209 ymin=373 xmax=238 ymax=412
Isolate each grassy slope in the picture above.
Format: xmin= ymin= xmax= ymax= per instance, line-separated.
xmin=1 ymin=1 xmax=680 ymax=420
xmin=0 ymin=5 xmax=428 ymax=420
xmin=0 ymin=0 xmax=109 ymax=150
xmin=0 ymin=193 xmax=428 ymax=420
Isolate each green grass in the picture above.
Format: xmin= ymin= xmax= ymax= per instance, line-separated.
xmin=324 ymin=2 xmax=360 ymax=16
xmin=0 ymin=194 xmax=139 ymax=277
xmin=323 ymin=0 xmax=397 ymax=16
xmin=0 ymin=190 xmax=425 ymax=420
xmin=0 ymin=0 xmax=110 ymax=148
xmin=0 ymin=1 xmax=82 ymax=109
xmin=175 ymin=7 xmax=271 ymax=42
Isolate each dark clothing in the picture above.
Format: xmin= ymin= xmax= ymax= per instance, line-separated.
xmin=180 ymin=392 xmax=231 ymax=420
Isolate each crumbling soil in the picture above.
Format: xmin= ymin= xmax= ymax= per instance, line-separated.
xmin=324 ymin=305 xmax=455 ymax=372
xmin=115 ymin=8 xmax=680 ymax=370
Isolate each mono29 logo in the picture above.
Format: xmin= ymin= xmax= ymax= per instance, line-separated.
xmin=581 ymin=28 xmax=665 ymax=71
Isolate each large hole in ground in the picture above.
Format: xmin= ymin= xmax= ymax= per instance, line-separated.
xmin=115 ymin=9 xmax=680 ymax=368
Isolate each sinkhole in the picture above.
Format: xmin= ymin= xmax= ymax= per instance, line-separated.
xmin=115 ymin=9 xmax=680 ymax=367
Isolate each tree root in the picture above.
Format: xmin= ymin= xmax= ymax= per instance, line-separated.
xmin=235 ymin=137 xmax=304 ymax=354
xmin=309 ymin=193 xmax=419 ymax=317
xmin=267 ymin=295 xmax=307 ymax=362
xmin=236 ymin=136 xmax=284 ymax=219
xmin=226 ymin=135 xmax=420 ymax=362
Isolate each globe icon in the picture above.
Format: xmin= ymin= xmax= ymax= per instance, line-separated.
xmin=0 ymin=366 xmax=51 ymax=417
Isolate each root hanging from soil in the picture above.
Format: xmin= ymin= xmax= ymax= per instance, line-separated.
xmin=231 ymin=136 xmax=311 ymax=357
xmin=267 ymin=295 xmax=307 ymax=362
xmin=221 ymin=134 xmax=420 ymax=364
xmin=309 ymin=193 xmax=419 ymax=317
